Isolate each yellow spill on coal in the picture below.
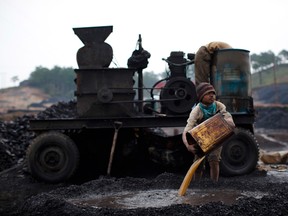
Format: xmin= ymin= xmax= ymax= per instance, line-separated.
xmin=178 ymin=155 xmax=206 ymax=196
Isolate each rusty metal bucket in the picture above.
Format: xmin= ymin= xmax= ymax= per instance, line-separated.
xmin=186 ymin=113 xmax=234 ymax=154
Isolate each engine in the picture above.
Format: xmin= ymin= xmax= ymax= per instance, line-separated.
xmin=73 ymin=25 xmax=197 ymax=118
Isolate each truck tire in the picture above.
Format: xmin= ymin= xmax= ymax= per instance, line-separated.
xmin=26 ymin=131 xmax=80 ymax=183
xmin=220 ymin=128 xmax=259 ymax=176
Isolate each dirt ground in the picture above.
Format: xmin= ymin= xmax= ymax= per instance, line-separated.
xmin=0 ymin=86 xmax=50 ymax=114
xmin=0 ymin=128 xmax=287 ymax=216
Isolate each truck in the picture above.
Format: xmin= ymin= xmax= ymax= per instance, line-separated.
xmin=26 ymin=25 xmax=259 ymax=183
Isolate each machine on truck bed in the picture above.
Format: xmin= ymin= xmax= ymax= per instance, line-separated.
xmin=26 ymin=26 xmax=259 ymax=183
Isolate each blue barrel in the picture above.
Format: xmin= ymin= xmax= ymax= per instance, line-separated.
xmin=212 ymin=49 xmax=253 ymax=113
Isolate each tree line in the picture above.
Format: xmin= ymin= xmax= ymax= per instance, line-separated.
xmin=21 ymin=66 xmax=76 ymax=101
xmin=21 ymin=66 xmax=162 ymax=101
xmin=251 ymin=49 xmax=288 ymax=72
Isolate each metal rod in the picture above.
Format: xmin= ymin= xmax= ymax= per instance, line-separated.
xmin=138 ymin=69 xmax=143 ymax=112
xmin=107 ymin=121 xmax=122 ymax=176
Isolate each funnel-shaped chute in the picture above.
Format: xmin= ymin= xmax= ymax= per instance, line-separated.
xmin=73 ymin=26 xmax=113 ymax=45
xmin=73 ymin=26 xmax=113 ymax=69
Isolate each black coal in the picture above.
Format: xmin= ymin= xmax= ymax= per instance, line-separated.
xmin=0 ymin=100 xmax=77 ymax=172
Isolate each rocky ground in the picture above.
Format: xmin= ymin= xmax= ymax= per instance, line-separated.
xmin=0 ymin=102 xmax=288 ymax=216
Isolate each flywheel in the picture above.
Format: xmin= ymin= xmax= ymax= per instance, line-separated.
xmin=160 ymin=77 xmax=196 ymax=114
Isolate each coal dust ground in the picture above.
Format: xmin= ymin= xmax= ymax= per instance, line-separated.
xmin=0 ymin=105 xmax=288 ymax=216
xmin=1 ymin=162 xmax=288 ymax=216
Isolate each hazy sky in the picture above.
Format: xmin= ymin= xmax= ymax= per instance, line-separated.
xmin=0 ymin=0 xmax=287 ymax=88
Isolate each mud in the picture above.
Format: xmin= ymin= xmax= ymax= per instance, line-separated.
xmin=68 ymin=188 xmax=269 ymax=209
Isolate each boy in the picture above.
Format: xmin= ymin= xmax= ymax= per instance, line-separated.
xmin=182 ymin=82 xmax=235 ymax=182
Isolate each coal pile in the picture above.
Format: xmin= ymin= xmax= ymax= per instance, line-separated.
xmin=0 ymin=100 xmax=77 ymax=172
xmin=19 ymin=173 xmax=288 ymax=216
xmin=255 ymin=107 xmax=288 ymax=129
xmin=253 ymin=83 xmax=288 ymax=105
xmin=0 ymin=116 xmax=34 ymax=171
xmin=36 ymin=100 xmax=77 ymax=120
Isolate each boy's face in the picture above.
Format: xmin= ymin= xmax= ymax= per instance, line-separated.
xmin=201 ymin=91 xmax=216 ymax=105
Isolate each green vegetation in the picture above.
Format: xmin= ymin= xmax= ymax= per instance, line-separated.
xmin=252 ymin=64 xmax=288 ymax=88
xmin=24 ymin=66 xmax=162 ymax=100
xmin=26 ymin=66 xmax=76 ymax=100
xmin=250 ymin=49 xmax=288 ymax=88
xmin=251 ymin=49 xmax=288 ymax=71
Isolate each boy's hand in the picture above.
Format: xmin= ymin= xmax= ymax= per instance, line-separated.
xmin=187 ymin=144 xmax=197 ymax=154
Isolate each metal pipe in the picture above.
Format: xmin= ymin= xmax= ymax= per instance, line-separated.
xmin=107 ymin=121 xmax=122 ymax=176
